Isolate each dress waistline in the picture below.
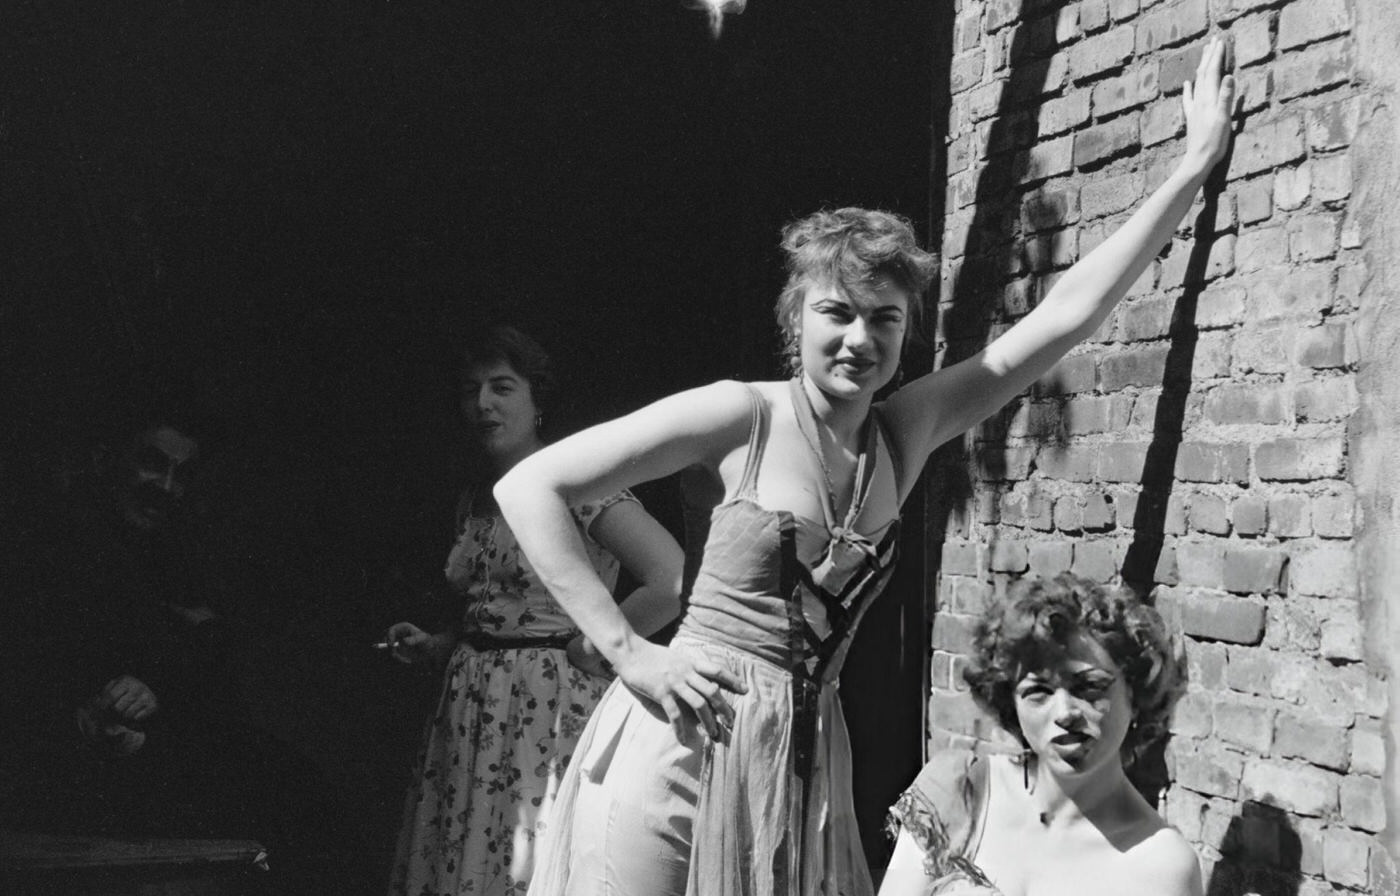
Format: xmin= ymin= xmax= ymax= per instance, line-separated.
xmin=461 ymin=632 xmax=575 ymax=652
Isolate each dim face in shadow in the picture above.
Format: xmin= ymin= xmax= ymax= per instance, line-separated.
xmin=461 ymin=359 xmax=544 ymax=470
xmin=116 ymin=425 xmax=200 ymax=531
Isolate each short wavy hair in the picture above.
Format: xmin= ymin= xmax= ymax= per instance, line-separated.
xmin=962 ymin=573 xmax=1182 ymax=762
xmin=460 ymin=325 xmax=555 ymax=414
xmin=775 ymin=207 xmax=937 ymax=375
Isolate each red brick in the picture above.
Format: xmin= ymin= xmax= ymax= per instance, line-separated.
xmin=1251 ymin=266 xmax=1334 ymax=322
xmin=1291 ymin=543 xmax=1358 ymax=598
xmin=1040 ymin=91 xmax=1092 ymax=138
xmin=1069 ymin=24 xmax=1136 ymax=81
xmin=1073 ymin=116 xmax=1140 ymax=169
xmin=1307 ymin=97 xmax=1360 ymax=152
xmin=1085 ymin=171 xmax=1149 ymax=221
xmin=1234 ymin=11 xmax=1274 ymax=66
xmin=989 ymin=538 xmax=1029 ymax=573
xmin=1294 ymin=378 xmax=1358 ymax=423
xmin=1184 ymin=635 xmax=1227 ymax=688
xmin=1092 ymin=64 xmax=1160 ymax=117
xmin=1029 ymin=540 xmax=1074 ymax=576
xmin=1227 ymin=117 xmax=1306 ymax=181
xmin=1294 ymin=321 xmax=1351 ymax=369
xmin=1231 ymin=495 xmax=1267 ymax=536
xmin=1180 ymin=591 xmax=1266 ymax=643
xmin=984 ymin=0 xmax=1021 ymax=33
xmin=1224 ymin=644 xmax=1275 ymax=696
xmin=1202 ymin=383 xmax=1289 ymax=426
xmin=1234 ymin=327 xmax=1294 ymax=376
xmin=941 ymin=542 xmax=983 ymax=576
xmin=1036 ymin=444 xmax=1098 ymax=482
xmin=968 ymin=79 xmax=1007 ymax=123
xmin=1070 ymin=539 xmax=1118 ymax=581
xmin=1022 ymin=186 xmax=1081 ymax=231
xmin=976 ymin=446 xmax=1037 ymax=481
xmin=1223 ymin=546 xmax=1286 ymax=594
xmin=1351 ymin=718 xmax=1385 ymax=776
xmin=1275 ymin=40 xmax=1354 ymax=102
xmin=1175 ymin=443 xmax=1250 ymax=485
xmin=1278 ymin=0 xmax=1351 ymax=50
xmin=1172 ymin=692 xmax=1214 ymax=741
xmin=1193 ymin=283 xmax=1249 ymax=329
xmin=1267 ymin=493 xmax=1312 ymax=538
xmin=1323 ymin=827 xmax=1371 ymax=889
xmin=947 ymin=576 xmax=994 ymax=615
xmin=1286 ymin=661 xmax=1371 ymax=725
xmin=1080 ymin=0 xmax=1111 ymax=33
xmin=1141 ymin=96 xmax=1185 ymax=146
xmin=1213 ymin=693 xmax=1275 ymax=753
xmin=1188 ymin=494 xmax=1230 ymax=536
xmin=950 ymin=49 xmax=987 ymax=95
xmin=1316 ymin=604 xmax=1360 ymax=660
xmin=1136 ymin=0 xmax=1208 ymax=52
xmin=1242 ymin=761 xmax=1339 ymax=816
xmin=1311 ymin=490 xmax=1355 ymax=538
xmin=1275 ymin=710 xmax=1349 ymax=771
xmin=1100 ymin=345 xmax=1168 ymax=390
xmin=1312 ymin=155 xmax=1352 ymax=203
xmin=1235 ymin=226 xmax=1290 ymax=273
xmin=1274 ymin=162 xmax=1312 ymax=211
xmin=1340 ymin=777 xmax=1386 ymax=833
xmin=1097 ymin=441 xmax=1150 ymax=483
xmin=1117 ymin=294 xmax=1176 ymax=341
xmin=1062 ymin=396 xmax=1112 ymax=434
xmin=1174 ymin=742 xmax=1244 ymax=798
xmin=1256 ymin=437 xmax=1346 ymax=481
xmin=1082 ymin=492 xmax=1114 ymax=530
xmin=928 ymin=689 xmax=987 ymax=738
xmin=1288 ymin=212 xmax=1343 ymax=262
xmin=932 ymin=611 xmax=979 ymax=652
xmin=1234 ymin=176 xmax=1273 ymax=225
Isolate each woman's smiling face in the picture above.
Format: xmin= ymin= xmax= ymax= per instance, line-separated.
xmin=1013 ymin=631 xmax=1134 ymax=779
xmin=797 ymin=277 xmax=909 ymax=400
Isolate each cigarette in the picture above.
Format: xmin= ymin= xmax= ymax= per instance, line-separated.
xmin=372 ymin=641 xmax=399 ymax=650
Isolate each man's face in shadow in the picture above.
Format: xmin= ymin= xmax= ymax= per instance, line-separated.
xmin=116 ymin=425 xmax=199 ymax=532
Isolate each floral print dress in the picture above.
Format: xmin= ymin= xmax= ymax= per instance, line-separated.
xmin=388 ymin=489 xmax=634 ymax=896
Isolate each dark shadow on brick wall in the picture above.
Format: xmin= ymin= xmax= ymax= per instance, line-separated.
xmin=926 ymin=1 xmax=1069 ymax=645
xmin=1206 ymin=802 xmax=1302 ymax=896
xmin=1119 ymin=149 xmax=1232 ymax=593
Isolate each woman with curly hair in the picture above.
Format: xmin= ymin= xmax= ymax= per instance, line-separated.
xmin=503 ymin=38 xmax=1232 ymax=896
xmin=879 ymin=573 xmax=1197 ymax=896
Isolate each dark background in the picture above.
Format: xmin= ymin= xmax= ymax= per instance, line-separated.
xmin=2 ymin=0 xmax=937 ymax=884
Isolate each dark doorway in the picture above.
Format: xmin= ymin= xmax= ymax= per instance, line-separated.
xmin=3 ymin=0 xmax=936 ymax=881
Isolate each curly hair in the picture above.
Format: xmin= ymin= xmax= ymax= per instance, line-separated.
xmin=775 ymin=207 xmax=938 ymax=376
xmin=460 ymin=325 xmax=555 ymax=414
xmin=962 ymin=573 xmax=1182 ymax=762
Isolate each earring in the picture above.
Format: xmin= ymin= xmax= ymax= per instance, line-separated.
xmin=1020 ymin=747 xmax=1033 ymax=790
xmin=535 ymin=412 xmax=543 ymax=430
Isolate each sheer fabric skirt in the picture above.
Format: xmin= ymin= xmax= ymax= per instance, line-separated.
xmin=527 ymin=636 xmax=872 ymax=896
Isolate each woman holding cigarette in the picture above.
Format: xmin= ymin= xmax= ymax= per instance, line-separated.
xmin=501 ymin=38 xmax=1233 ymax=896
xmin=384 ymin=326 xmax=683 ymax=896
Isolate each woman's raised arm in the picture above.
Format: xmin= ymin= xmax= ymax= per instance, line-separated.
xmin=882 ymin=37 xmax=1236 ymax=474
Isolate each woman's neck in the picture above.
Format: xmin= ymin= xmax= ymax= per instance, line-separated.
xmin=1029 ymin=757 xmax=1136 ymax=829
xmin=487 ymin=437 xmax=544 ymax=477
xmin=799 ymin=375 xmax=871 ymax=446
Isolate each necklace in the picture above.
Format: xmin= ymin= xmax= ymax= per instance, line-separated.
xmin=793 ymin=376 xmax=852 ymax=524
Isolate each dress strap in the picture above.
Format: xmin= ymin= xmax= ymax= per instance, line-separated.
xmin=735 ymin=384 xmax=771 ymax=498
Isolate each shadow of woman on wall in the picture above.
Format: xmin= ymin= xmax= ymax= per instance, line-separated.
xmin=1205 ymin=802 xmax=1302 ymax=896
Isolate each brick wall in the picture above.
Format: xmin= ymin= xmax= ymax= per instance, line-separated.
xmin=924 ymin=0 xmax=1395 ymax=891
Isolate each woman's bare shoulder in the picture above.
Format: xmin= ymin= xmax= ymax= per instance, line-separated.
xmin=1127 ymin=824 xmax=1203 ymax=896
